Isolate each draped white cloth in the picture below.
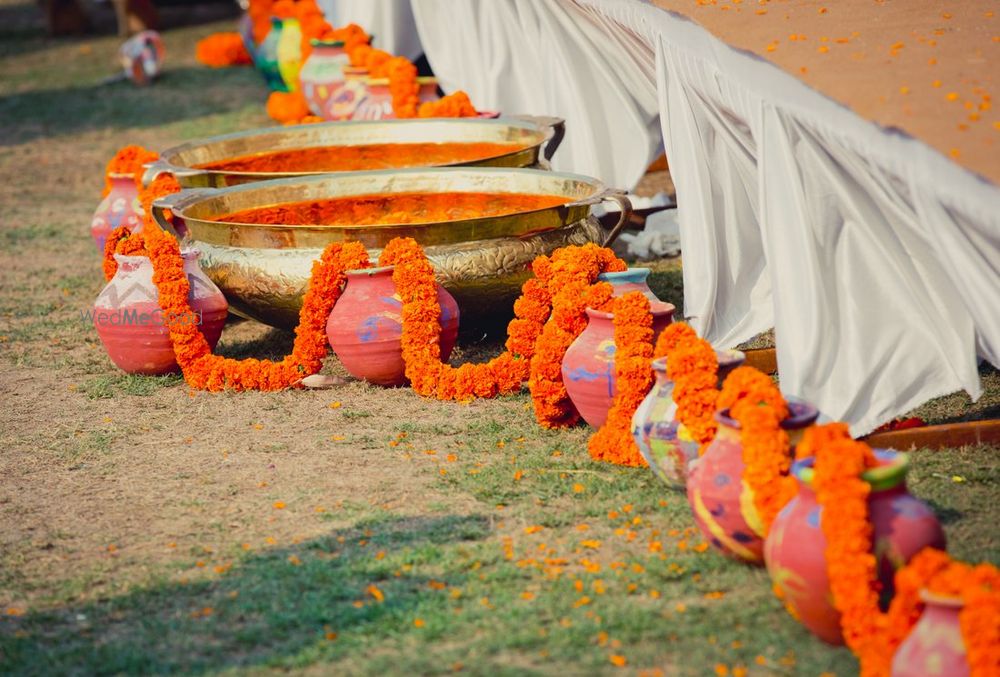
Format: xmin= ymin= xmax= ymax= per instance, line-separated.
xmin=410 ymin=0 xmax=663 ymax=190
xmin=317 ymin=0 xmax=424 ymax=61
xmin=339 ymin=0 xmax=1000 ymax=434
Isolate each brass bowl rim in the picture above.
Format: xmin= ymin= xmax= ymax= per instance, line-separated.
xmin=170 ymin=165 xmax=608 ymax=233
xmin=153 ymin=116 xmax=553 ymax=181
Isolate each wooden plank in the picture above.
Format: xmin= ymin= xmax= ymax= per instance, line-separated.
xmin=743 ymin=348 xmax=777 ymax=375
xmin=861 ymin=420 xmax=1000 ymax=450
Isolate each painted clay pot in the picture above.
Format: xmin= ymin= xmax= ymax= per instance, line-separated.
xmin=91 ymin=174 xmax=142 ymax=252
xmin=275 ymin=17 xmax=302 ymax=92
xmin=596 ymin=268 xmax=659 ymax=303
xmin=352 ymin=77 xmax=439 ymax=121
xmin=326 ymin=266 xmax=459 ymax=386
xmin=891 ymin=591 xmax=969 ymax=676
xmin=764 ymin=450 xmax=946 ymax=645
xmin=418 ymin=77 xmax=441 ymax=104
xmin=687 ymin=399 xmax=818 ymax=565
xmin=561 ymin=301 xmax=675 ymax=428
xmin=632 ymin=349 xmax=745 ymax=489
xmin=256 ymin=17 xmax=288 ymax=92
xmin=93 ymin=251 xmax=228 ymax=375
xmin=299 ymin=40 xmax=350 ymax=119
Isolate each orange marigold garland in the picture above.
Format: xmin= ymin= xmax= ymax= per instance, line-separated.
xmin=528 ymin=245 xmax=625 ymax=428
xmin=652 ymin=321 xmax=697 ymax=358
xmin=588 ymin=291 xmax=653 ymax=466
xmin=101 ymin=226 xmax=145 ymax=281
xmin=418 ymin=91 xmax=479 ymax=118
xmin=143 ymin=223 xmax=370 ymax=391
xmin=666 ymin=334 xmax=720 ymax=449
xmin=379 ymin=237 xmax=550 ymax=401
xmin=195 ymin=33 xmax=252 ymax=68
xmin=266 ymin=90 xmax=312 ymax=123
xmin=810 ymin=427 xmax=883 ymax=674
xmin=716 ymin=366 xmax=793 ymax=534
xmin=800 ymin=425 xmax=1000 ymax=676
xmin=103 ymin=145 xmax=159 ymax=196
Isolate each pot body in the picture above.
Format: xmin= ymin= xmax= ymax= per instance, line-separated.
xmin=275 ymin=18 xmax=302 ymax=92
xmin=257 ymin=18 xmax=288 ymax=92
xmin=352 ymin=82 xmax=393 ymax=121
xmin=764 ymin=451 xmax=947 ymax=645
xmin=326 ymin=266 xmax=459 ymax=386
xmin=633 ymin=350 xmax=745 ymax=488
xmin=561 ymin=301 xmax=674 ymax=428
xmin=93 ymin=252 xmax=228 ymax=375
xmin=299 ymin=43 xmax=352 ymax=119
xmin=91 ymin=174 xmax=142 ymax=252
xmin=891 ymin=594 xmax=969 ymax=677
xmin=687 ymin=400 xmax=819 ymax=564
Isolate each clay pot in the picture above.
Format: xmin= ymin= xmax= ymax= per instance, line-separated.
xmin=764 ymin=450 xmax=947 ymax=645
xmin=93 ymin=251 xmax=228 ymax=375
xmin=275 ymin=17 xmax=302 ymax=92
xmin=632 ymin=349 xmax=745 ymax=489
xmin=596 ymin=268 xmax=659 ymax=302
xmin=299 ymin=40 xmax=351 ymax=119
xmin=352 ymin=79 xmax=392 ymax=120
xmin=91 ymin=174 xmax=142 ymax=252
xmin=256 ymin=17 xmax=288 ymax=92
xmin=326 ymin=266 xmax=459 ymax=386
xmin=687 ymin=399 xmax=818 ymax=565
xmin=561 ymin=301 xmax=675 ymax=428
xmin=891 ymin=591 xmax=969 ymax=676
xmin=352 ymin=77 xmax=439 ymax=121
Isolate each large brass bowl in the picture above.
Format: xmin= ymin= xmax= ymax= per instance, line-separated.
xmin=143 ymin=116 xmax=565 ymax=188
xmin=152 ymin=167 xmax=632 ymax=330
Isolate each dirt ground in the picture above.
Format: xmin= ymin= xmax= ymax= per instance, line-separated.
xmin=0 ymin=4 xmax=997 ymax=675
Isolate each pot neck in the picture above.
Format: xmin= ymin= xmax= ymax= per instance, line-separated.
xmin=792 ymin=449 xmax=910 ymax=494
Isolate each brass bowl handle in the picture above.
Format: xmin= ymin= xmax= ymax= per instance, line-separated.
xmin=142 ymin=159 xmax=208 ymax=188
xmin=150 ymin=188 xmax=219 ymax=241
xmin=509 ymin=115 xmax=566 ymax=162
xmin=568 ymin=189 xmax=633 ymax=247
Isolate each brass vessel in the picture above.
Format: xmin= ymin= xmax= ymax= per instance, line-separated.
xmin=143 ymin=115 xmax=565 ymax=188
xmin=152 ymin=167 xmax=631 ymax=330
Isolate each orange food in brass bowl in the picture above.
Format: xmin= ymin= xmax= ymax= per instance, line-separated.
xmin=214 ymin=191 xmax=569 ymax=227
xmin=197 ymin=142 xmax=528 ymax=174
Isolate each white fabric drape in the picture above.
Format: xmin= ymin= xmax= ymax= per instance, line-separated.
xmin=410 ymin=0 xmax=662 ymax=189
xmin=402 ymin=0 xmax=998 ymax=434
xmin=573 ymin=0 xmax=998 ymax=434
xmin=317 ymin=0 xmax=423 ymax=61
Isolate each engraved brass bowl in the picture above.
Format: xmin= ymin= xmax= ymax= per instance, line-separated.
xmin=143 ymin=115 xmax=565 ymax=188
xmin=152 ymin=167 xmax=632 ymax=330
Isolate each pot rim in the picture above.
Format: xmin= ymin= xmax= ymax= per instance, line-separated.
xmin=918 ymin=589 xmax=964 ymax=608
xmin=652 ymin=348 xmax=745 ymax=373
xmin=792 ymin=448 xmax=910 ymax=491
xmin=310 ymin=39 xmax=345 ymax=48
xmin=346 ymin=265 xmax=393 ymax=276
xmin=715 ymin=397 xmax=819 ymax=431
xmin=112 ymin=248 xmax=200 ymax=264
xmin=597 ymin=267 xmax=650 ymax=282
xmin=584 ymin=301 xmax=676 ymax=320
xmin=365 ymin=76 xmax=437 ymax=87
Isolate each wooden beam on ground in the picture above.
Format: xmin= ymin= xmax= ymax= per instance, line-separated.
xmin=743 ymin=348 xmax=777 ymax=375
xmin=861 ymin=420 xmax=1000 ymax=451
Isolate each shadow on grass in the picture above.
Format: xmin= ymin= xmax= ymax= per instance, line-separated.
xmin=0 ymin=65 xmax=262 ymax=145
xmin=215 ymin=324 xmax=295 ymax=362
xmin=0 ymin=513 xmax=491 ymax=675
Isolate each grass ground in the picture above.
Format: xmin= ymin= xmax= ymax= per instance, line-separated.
xmin=0 ymin=3 xmax=997 ymax=675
